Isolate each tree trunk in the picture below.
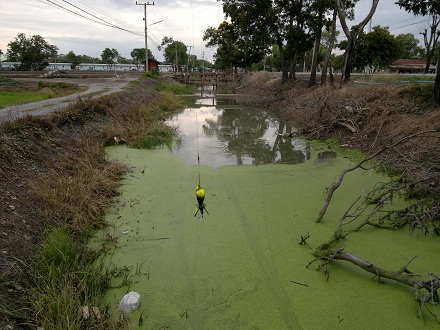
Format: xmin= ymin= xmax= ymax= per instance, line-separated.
xmin=309 ymin=32 xmax=321 ymax=86
xmin=341 ymin=36 xmax=355 ymax=82
xmin=309 ymin=11 xmax=324 ymax=87
xmin=290 ymin=51 xmax=299 ymax=81
xmin=321 ymin=9 xmax=337 ymax=86
xmin=278 ymin=41 xmax=289 ymax=81
xmin=435 ymin=52 xmax=440 ymax=105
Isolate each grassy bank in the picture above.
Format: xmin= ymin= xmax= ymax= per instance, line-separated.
xmin=0 ymin=75 xmax=187 ymax=329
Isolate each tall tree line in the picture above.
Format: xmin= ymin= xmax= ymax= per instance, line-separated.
xmin=204 ymin=0 xmax=440 ymax=104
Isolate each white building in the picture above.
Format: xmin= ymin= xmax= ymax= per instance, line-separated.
xmin=0 ymin=62 xmax=20 ymax=70
xmin=158 ymin=64 xmax=174 ymax=72
xmin=76 ymin=63 xmax=142 ymax=71
xmin=47 ymin=63 xmax=72 ymax=70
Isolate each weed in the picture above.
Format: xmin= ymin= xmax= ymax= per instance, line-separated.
xmin=398 ymin=83 xmax=434 ymax=114
xmin=157 ymin=81 xmax=197 ymax=95
xmin=144 ymin=67 xmax=159 ymax=79
xmin=21 ymin=227 xmax=112 ymax=329
xmin=156 ymin=90 xmax=185 ymax=113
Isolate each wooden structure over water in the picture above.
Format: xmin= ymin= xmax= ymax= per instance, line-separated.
xmin=171 ymin=72 xmax=241 ymax=88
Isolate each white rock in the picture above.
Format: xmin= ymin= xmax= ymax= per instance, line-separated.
xmin=119 ymin=291 xmax=141 ymax=313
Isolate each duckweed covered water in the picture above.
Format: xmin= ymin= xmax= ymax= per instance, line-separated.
xmin=95 ymin=105 xmax=440 ymax=329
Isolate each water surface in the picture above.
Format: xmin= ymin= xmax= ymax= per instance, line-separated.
xmin=95 ymin=96 xmax=440 ymax=329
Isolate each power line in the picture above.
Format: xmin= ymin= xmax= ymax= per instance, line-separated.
xmin=39 ymin=0 xmax=162 ymax=46
xmin=389 ymin=18 xmax=431 ymax=31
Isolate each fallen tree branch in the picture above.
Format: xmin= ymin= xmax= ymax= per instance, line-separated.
xmin=335 ymin=120 xmax=357 ymax=133
xmin=316 ymin=129 xmax=440 ymax=222
xmin=313 ymin=248 xmax=440 ymax=305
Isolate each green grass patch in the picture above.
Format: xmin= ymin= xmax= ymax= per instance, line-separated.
xmin=156 ymin=81 xmax=197 ymax=95
xmin=0 ymin=78 xmax=84 ymax=108
xmin=353 ymin=74 xmax=435 ymax=84
xmin=22 ymin=227 xmax=112 ymax=329
xmin=0 ymin=91 xmax=49 ymax=107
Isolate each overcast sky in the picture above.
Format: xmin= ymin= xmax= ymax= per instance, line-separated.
xmin=0 ymin=0 xmax=430 ymax=63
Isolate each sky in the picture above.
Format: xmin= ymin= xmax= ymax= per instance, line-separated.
xmin=0 ymin=0 xmax=432 ymax=63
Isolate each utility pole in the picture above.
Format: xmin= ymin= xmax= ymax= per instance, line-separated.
xmin=136 ymin=1 xmax=154 ymax=72
xmin=201 ymin=51 xmax=205 ymax=73
xmin=187 ymin=45 xmax=192 ymax=73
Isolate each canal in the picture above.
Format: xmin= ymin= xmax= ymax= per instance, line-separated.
xmin=93 ymin=88 xmax=440 ymax=329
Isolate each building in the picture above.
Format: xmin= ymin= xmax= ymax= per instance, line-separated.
xmin=390 ymin=59 xmax=437 ymax=73
xmin=142 ymin=59 xmax=159 ymax=72
xmin=75 ymin=63 xmax=141 ymax=71
xmin=0 ymin=62 xmax=20 ymax=70
xmin=158 ymin=64 xmax=174 ymax=72
xmin=47 ymin=63 xmax=73 ymax=71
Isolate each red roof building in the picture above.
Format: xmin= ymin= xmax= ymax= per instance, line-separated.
xmin=390 ymin=59 xmax=436 ymax=73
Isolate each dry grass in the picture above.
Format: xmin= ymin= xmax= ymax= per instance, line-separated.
xmin=29 ymin=135 xmax=125 ymax=234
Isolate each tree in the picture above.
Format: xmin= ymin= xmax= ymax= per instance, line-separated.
xmin=159 ymin=37 xmax=187 ymax=71
xmin=335 ymin=0 xmax=379 ymax=82
xmin=396 ymin=0 xmax=440 ymax=105
xmin=321 ymin=9 xmax=339 ymax=85
xmin=101 ymin=48 xmax=119 ymax=68
xmin=394 ymin=33 xmax=425 ymax=59
xmin=6 ymin=33 xmax=58 ymax=71
xmin=58 ymin=50 xmax=80 ymax=67
xmin=349 ymin=26 xmax=399 ymax=71
xmin=204 ymin=23 xmax=243 ymax=71
xmin=131 ymin=48 xmax=154 ymax=70
xmin=273 ymin=0 xmax=316 ymax=80
xmin=308 ymin=0 xmax=334 ymax=86
xmin=77 ymin=54 xmax=100 ymax=64
xmin=205 ymin=0 xmax=272 ymax=72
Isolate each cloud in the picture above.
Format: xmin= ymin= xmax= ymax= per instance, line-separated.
xmin=0 ymin=0 xmax=425 ymax=63
xmin=0 ymin=0 xmax=223 ymax=61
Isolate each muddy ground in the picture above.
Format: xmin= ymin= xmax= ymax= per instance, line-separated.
xmin=0 ymin=72 xmax=439 ymax=329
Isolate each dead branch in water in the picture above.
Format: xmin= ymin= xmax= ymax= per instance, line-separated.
xmin=316 ymin=129 xmax=440 ymax=223
xmin=312 ymin=248 xmax=440 ymax=307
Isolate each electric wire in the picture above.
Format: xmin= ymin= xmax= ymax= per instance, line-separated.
xmin=39 ymin=0 xmax=161 ymax=47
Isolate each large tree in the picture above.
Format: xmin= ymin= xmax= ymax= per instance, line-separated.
xmin=396 ymin=0 xmax=440 ymax=105
xmin=308 ymin=0 xmax=334 ymax=86
xmin=215 ymin=0 xmax=272 ymax=72
xmin=63 ymin=51 xmax=80 ymax=67
xmin=273 ymin=0 xmax=317 ymax=80
xmin=204 ymin=22 xmax=243 ymax=71
xmin=394 ymin=33 xmax=425 ymax=59
xmin=6 ymin=33 xmax=58 ymax=71
xmin=159 ymin=37 xmax=187 ymax=71
xmin=335 ymin=0 xmax=379 ymax=82
xmin=349 ymin=26 xmax=400 ymax=71
xmin=101 ymin=48 xmax=119 ymax=68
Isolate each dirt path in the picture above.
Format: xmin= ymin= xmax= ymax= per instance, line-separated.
xmin=0 ymin=75 xmax=139 ymax=122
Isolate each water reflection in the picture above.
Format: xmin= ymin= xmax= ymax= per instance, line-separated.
xmin=168 ymin=103 xmax=311 ymax=168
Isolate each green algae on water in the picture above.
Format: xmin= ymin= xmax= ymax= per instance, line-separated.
xmin=94 ymin=145 xmax=440 ymax=329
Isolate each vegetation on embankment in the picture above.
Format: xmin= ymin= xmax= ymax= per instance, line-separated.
xmin=0 ymin=75 xmax=185 ymax=329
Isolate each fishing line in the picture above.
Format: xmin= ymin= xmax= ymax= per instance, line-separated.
xmin=190 ymin=0 xmax=208 ymax=218
xmin=195 ymin=107 xmax=201 ymax=186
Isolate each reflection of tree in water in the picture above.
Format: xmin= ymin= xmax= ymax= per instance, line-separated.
xmin=202 ymin=108 xmax=310 ymax=165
